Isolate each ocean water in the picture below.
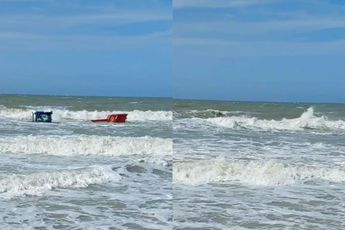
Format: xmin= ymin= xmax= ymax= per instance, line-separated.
xmin=2 ymin=95 xmax=345 ymax=229
xmin=173 ymin=100 xmax=345 ymax=229
xmin=0 ymin=95 xmax=172 ymax=229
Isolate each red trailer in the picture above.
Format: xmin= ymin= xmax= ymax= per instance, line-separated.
xmin=91 ymin=114 xmax=128 ymax=123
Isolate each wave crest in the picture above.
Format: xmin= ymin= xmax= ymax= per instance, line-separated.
xmin=173 ymin=159 xmax=345 ymax=186
xmin=0 ymin=166 xmax=120 ymax=197
xmin=0 ymin=106 xmax=172 ymax=122
xmin=206 ymin=107 xmax=345 ymax=131
xmin=0 ymin=135 xmax=172 ymax=156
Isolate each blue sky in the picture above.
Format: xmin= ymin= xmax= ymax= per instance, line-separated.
xmin=174 ymin=0 xmax=345 ymax=103
xmin=0 ymin=0 xmax=171 ymax=97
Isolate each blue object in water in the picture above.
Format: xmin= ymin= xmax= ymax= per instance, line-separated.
xmin=32 ymin=111 xmax=53 ymax=122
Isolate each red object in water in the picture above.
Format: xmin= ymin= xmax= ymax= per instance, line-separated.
xmin=91 ymin=114 xmax=128 ymax=123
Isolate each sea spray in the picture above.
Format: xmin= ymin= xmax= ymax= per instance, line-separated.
xmin=205 ymin=107 xmax=345 ymax=131
xmin=0 ymin=106 xmax=172 ymax=122
xmin=0 ymin=166 xmax=120 ymax=197
xmin=0 ymin=135 xmax=172 ymax=156
xmin=0 ymin=95 xmax=172 ymax=228
xmin=173 ymin=159 xmax=345 ymax=186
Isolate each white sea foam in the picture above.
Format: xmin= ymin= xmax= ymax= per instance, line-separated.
xmin=0 ymin=106 xmax=172 ymax=122
xmin=126 ymin=110 xmax=172 ymax=121
xmin=205 ymin=107 xmax=345 ymax=131
xmin=0 ymin=135 xmax=172 ymax=156
xmin=0 ymin=166 xmax=120 ymax=197
xmin=173 ymin=159 xmax=345 ymax=186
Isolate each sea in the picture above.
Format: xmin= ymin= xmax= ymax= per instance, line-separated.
xmin=173 ymin=100 xmax=345 ymax=229
xmin=1 ymin=95 xmax=345 ymax=229
xmin=0 ymin=95 xmax=172 ymax=229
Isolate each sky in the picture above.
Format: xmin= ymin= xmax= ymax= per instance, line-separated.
xmin=0 ymin=0 xmax=171 ymax=97
xmin=174 ymin=0 xmax=345 ymax=103
xmin=1 ymin=0 xmax=345 ymax=102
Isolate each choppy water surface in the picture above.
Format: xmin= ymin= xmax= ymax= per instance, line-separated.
xmin=174 ymin=100 xmax=345 ymax=229
xmin=0 ymin=95 xmax=172 ymax=229
xmin=2 ymin=96 xmax=345 ymax=229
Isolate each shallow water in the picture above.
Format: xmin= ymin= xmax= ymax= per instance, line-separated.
xmin=2 ymin=96 xmax=345 ymax=229
xmin=173 ymin=100 xmax=345 ymax=229
xmin=0 ymin=95 xmax=172 ymax=229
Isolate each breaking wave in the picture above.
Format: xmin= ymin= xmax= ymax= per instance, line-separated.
xmin=173 ymin=159 xmax=345 ymax=186
xmin=174 ymin=109 xmax=229 ymax=119
xmin=0 ymin=135 xmax=172 ymax=156
xmin=0 ymin=166 xmax=120 ymax=198
xmin=0 ymin=106 xmax=172 ymax=122
xmin=205 ymin=107 xmax=345 ymax=131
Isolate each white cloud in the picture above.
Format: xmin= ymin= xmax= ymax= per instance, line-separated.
xmin=0 ymin=10 xmax=170 ymax=30
xmin=0 ymin=8 xmax=171 ymax=50
xmin=174 ymin=0 xmax=273 ymax=9
xmin=0 ymin=29 xmax=171 ymax=51
xmin=175 ymin=16 xmax=345 ymax=39
xmin=174 ymin=37 xmax=345 ymax=57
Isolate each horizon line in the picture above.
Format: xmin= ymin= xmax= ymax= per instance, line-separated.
xmin=1 ymin=93 xmax=344 ymax=105
xmin=173 ymin=97 xmax=345 ymax=105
